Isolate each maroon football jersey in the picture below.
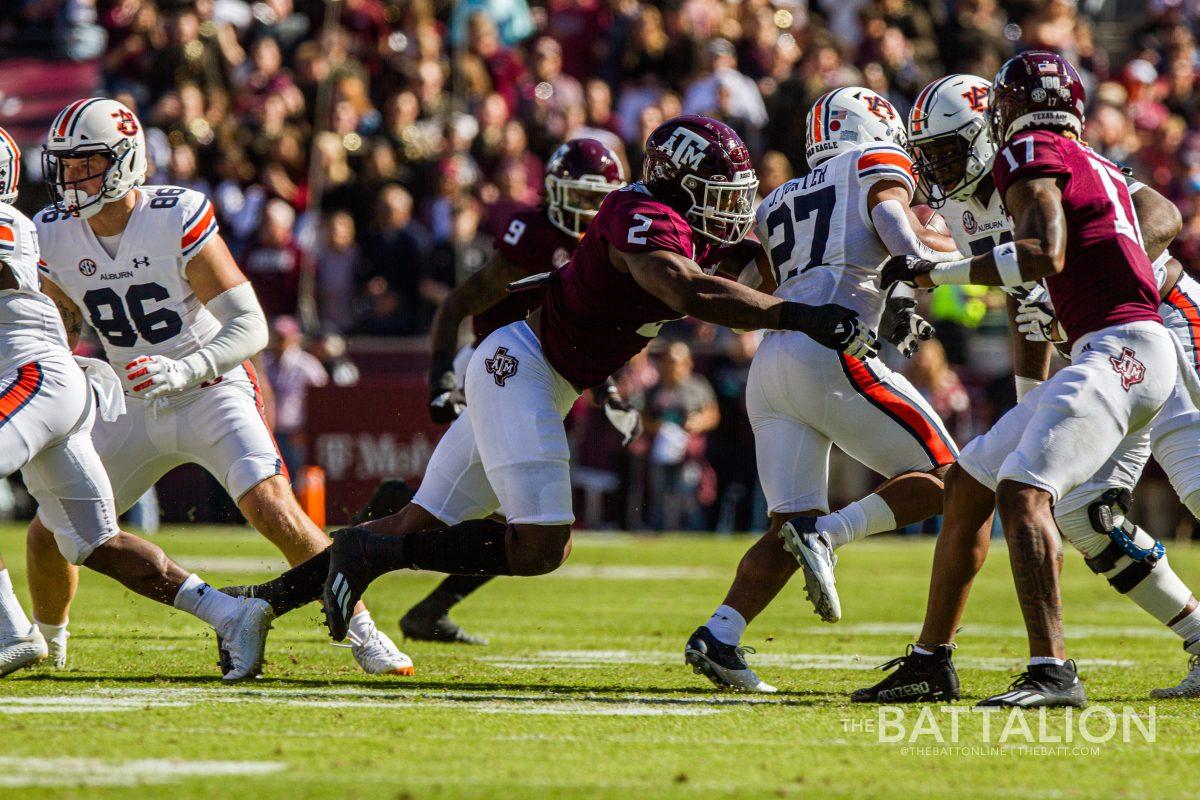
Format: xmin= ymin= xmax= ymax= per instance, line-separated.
xmin=473 ymin=207 xmax=578 ymax=343
xmin=992 ymin=130 xmax=1160 ymax=344
xmin=540 ymin=184 xmax=727 ymax=388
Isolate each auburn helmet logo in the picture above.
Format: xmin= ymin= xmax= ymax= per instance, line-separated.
xmin=961 ymin=86 xmax=989 ymax=113
xmin=863 ymin=95 xmax=897 ymax=121
xmin=111 ymin=109 xmax=139 ymax=137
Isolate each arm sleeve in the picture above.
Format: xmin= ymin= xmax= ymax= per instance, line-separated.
xmin=869 ymin=199 xmax=964 ymax=263
xmin=179 ymin=281 xmax=269 ymax=384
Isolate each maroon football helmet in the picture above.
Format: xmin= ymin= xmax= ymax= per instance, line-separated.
xmin=544 ymin=138 xmax=626 ymax=237
xmin=989 ymin=51 xmax=1087 ymax=144
xmin=643 ymin=115 xmax=758 ymax=244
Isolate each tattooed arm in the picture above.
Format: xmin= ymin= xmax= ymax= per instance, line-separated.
xmin=40 ymin=276 xmax=84 ymax=350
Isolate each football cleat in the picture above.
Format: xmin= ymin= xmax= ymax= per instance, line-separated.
xmin=684 ymin=626 xmax=777 ymax=693
xmin=779 ymin=518 xmax=841 ymax=623
xmin=350 ymin=626 xmax=415 ymax=676
xmin=400 ymin=606 xmax=488 ymax=645
xmin=323 ymin=527 xmax=375 ymax=642
xmin=215 ymin=585 xmax=255 ymax=676
xmin=221 ymin=597 xmax=274 ymax=682
xmin=42 ymin=627 xmax=68 ymax=669
xmin=352 ymin=478 xmax=416 ymax=525
xmin=851 ymin=644 xmax=960 ymax=703
xmin=977 ymin=660 xmax=1086 ymax=708
xmin=0 ymin=628 xmax=47 ymax=677
xmin=1150 ymin=655 xmax=1200 ymax=699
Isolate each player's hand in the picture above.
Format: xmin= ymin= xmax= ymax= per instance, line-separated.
xmin=1015 ymin=293 xmax=1065 ymax=344
xmin=781 ymin=302 xmax=878 ymax=359
xmin=126 ymin=355 xmax=196 ymax=399
xmin=428 ymin=351 xmax=465 ymax=424
xmin=603 ymin=392 xmax=642 ymax=446
xmin=880 ymin=294 xmax=934 ymax=358
xmin=881 ymin=255 xmax=937 ymax=290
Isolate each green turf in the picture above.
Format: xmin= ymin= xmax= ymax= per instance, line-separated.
xmin=2 ymin=523 xmax=1199 ymax=799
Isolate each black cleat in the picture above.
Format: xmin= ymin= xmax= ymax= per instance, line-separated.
xmin=399 ymin=607 xmax=488 ymax=645
xmin=323 ymin=527 xmax=374 ymax=642
xmin=684 ymin=626 xmax=776 ymax=692
xmin=352 ymin=479 xmax=415 ymax=525
xmin=851 ymin=644 xmax=960 ymax=703
xmin=977 ymin=660 xmax=1086 ymax=708
xmin=215 ymin=585 xmax=256 ymax=676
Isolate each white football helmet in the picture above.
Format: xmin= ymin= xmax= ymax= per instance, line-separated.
xmin=907 ymin=75 xmax=996 ymax=206
xmin=805 ymin=87 xmax=907 ymax=167
xmin=43 ymin=97 xmax=147 ymax=219
xmin=0 ymin=126 xmax=19 ymax=203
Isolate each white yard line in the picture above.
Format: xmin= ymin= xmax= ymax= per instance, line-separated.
xmin=0 ymin=757 xmax=284 ymax=788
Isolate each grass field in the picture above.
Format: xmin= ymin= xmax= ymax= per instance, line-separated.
xmin=2 ymin=523 xmax=1200 ymax=799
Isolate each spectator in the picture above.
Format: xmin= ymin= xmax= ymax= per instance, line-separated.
xmin=361 ymin=184 xmax=428 ymax=333
xmin=264 ymin=316 xmax=329 ymax=478
xmin=316 ymin=211 xmax=360 ymax=333
xmin=643 ymin=342 xmax=720 ymax=531
xmin=706 ymin=332 xmax=764 ymax=533
xmin=243 ymin=198 xmax=303 ymax=318
xmin=682 ymin=38 xmax=768 ymax=133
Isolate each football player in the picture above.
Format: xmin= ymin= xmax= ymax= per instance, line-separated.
xmin=684 ymin=88 xmax=964 ymax=692
xmin=229 ymin=116 xmax=877 ymax=658
xmin=405 ymin=138 xmax=633 ymax=644
xmin=0 ymin=125 xmax=271 ymax=680
xmin=854 ymin=73 xmax=1200 ymax=703
xmin=877 ymin=53 xmax=1190 ymax=706
xmin=26 ymin=98 xmax=410 ymax=675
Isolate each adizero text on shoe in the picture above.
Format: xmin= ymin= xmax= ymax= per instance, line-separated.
xmin=1151 ymin=655 xmax=1200 ymax=699
xmin=977 ymin=661 xmax=1086 ymax=708
xmin=851 ymin=645 xmax=960 ymax=703
xmin=684 ymin=626 xmax=776 ymax=693
xmin=779 ymin=517 xmax=841 ymax=623
xmin=324 ymin=527 xmax=373 ymax=642
xmin=0 ymin=629 xmax=47 ymax=677
xmin=400 ymin=609 xmax=488 ymax=645
xmin=351 ymin=627 xmax=415 ymax=676
xmin=222 ymin=598 xmax=274 ymax=682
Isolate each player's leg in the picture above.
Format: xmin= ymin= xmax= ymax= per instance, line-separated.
xmin=0 ymin=552 xmax=47 ymax=676
xmin=24 ymin=515 xmax=73 ymax=666
xmin=355 ymin=477 xmax=490 ymax=644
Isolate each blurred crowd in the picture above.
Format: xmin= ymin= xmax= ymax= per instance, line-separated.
xmin=4 ymin=0 xmax=1200 ymax=532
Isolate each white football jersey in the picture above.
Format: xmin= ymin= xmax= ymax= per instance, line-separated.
xmin=757 ymin=141 xmax=918 ymax=327
xmin=0 ymin=202 xmax=70 ymax=377
xmin=36 ymin=185 xmax=221 ymax=389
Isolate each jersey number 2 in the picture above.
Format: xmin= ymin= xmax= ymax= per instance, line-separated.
xmin=83 ymin=283 xmax=184 ymax=347
xmin=766 ymin=185 xmax=836 ymax=284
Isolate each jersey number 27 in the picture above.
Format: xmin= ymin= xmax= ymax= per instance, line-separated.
xmin=765 ymin=186 xmax=836 ymax=284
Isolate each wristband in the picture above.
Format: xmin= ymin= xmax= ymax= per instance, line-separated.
xmin=928 ymin=258 xmax=973 ymax=286
xmin=993 ymin=241 xmax=1024 ymax=286
xmin=1015 ymin=376 xmax=1043 ymax=402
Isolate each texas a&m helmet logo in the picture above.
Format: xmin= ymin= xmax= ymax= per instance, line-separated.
xmin=484 ymin=346 xmax=519 ymax=387
xmin=111 ymin=109 xmax=139 ymax=137
xmin=661 ymin=127 xmax=709 ymax=169
xmin=961 ymin=85 xmax=989 ymax=113
xmin=1110 ymin=347 xmax=1145 ymax=391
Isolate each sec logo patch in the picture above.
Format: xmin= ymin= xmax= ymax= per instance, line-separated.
xmin=79 ymin=258 xmax=97 ymax=276
xmin=962 ymin=211 xmax=977 ymax=235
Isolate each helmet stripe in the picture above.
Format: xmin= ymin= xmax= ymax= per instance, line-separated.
xmin=912 ymin=76 xmax=951 ymax=134
xmin=55 ymin=98 xmax=90 ymax=138
xmin=67 ymin=98 xmax=105 ymax=139
xmin=811 ymin=94 xmax=827 ymax=143
xmin=0 ymin=127 xmax=20 ymax=193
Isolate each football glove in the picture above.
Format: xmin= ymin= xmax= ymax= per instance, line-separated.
xmin=428 ymin=351 xmax=466 ymax=424
xmin=780 ymin=302 xmax=878 ymax=360
xmin=881 ymin=255 xmax=937 ymax=290
xmin=126 ymin=355 xmax=203 ymax=400
xmin=602 ymin=392 xmax=642 ymax=446
xmin=880 ymin=293 xmax=934 ymax=359
xmin=1015 ymin=292 xmax=1066 ymax=345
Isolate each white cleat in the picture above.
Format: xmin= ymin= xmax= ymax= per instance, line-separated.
xmin=1151 ymin=655 xmax=1200 ymax=699
xmin=221 ymin=598 xmax=273 ymax=682
xmin=44 ymin=628 xmax=68 ymax=669
xmin=1 ymin=628 xmax=48 ymax=677
xmin=684 ymin=627 xmax=777 ymax=693
xmin=350 ymin=627 xmax=415 ymax=676
xmin=779 ymin=518 xmax=841 ymax=623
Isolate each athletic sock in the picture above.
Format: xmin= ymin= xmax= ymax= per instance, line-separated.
xmin=817 ymin=494 xmax=896 ymax=550
xmin=252 ymin=549 xmax=331 ymax=616
xmin=361 ymin=519 xmax=513 ymax=576
xmin=0 ymin=569 xmax=33 ymax=639
xmin=346 ymin=610 xmax=377 ymax=647
xmin=706 ymin=604 xmax=747 ymax=646
xmin=912 ymin=645 xmax=934 ymax=656
xmin=173 ymin=574 xmax=243 ymax=636
xmin=1028 ymin=656 xmax=1066 ymax=668
xmin=414 ymin=575 xmax=494 ymax=616
xmin=1170 ymin=608 xmax=1200 ymax=654
xmin=35 ymin=618 xmax=68 ymax=646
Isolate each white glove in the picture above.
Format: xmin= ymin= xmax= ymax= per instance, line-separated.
xmin=125 ymin=355 xmax=204 ymax=400
xmin=1015 ymin=294 xmax=1065 ymax=345
xmin=603 ymin=396 xmax=643 ymax=446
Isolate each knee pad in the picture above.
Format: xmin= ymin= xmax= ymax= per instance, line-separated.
xmin=1055 ymin=489 xmax=1163 ymax=594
